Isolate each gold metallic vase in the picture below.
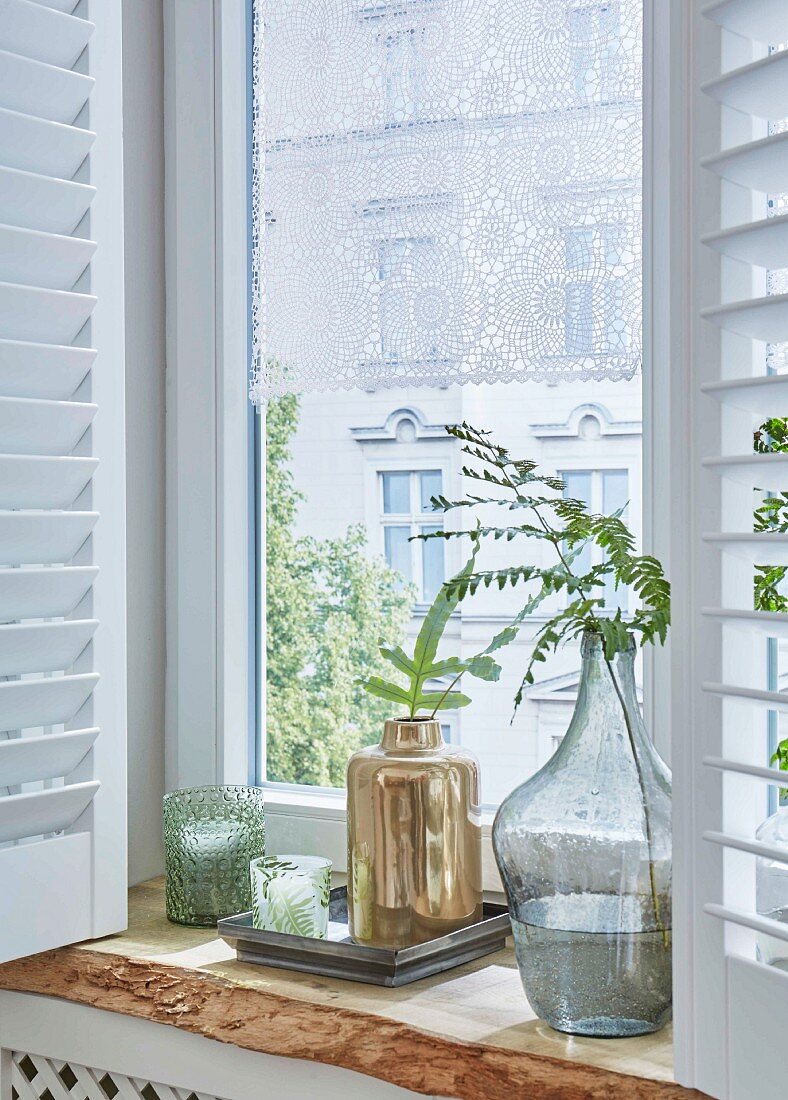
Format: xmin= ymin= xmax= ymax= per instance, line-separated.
xmin=346 ymin=717 xmax=483 ymax=948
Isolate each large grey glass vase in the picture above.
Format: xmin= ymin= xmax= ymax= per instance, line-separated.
xmin=493 ymin=632 xmax=672 ymax=1037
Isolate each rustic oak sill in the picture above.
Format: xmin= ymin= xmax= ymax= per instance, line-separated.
xmin=0 ymin=878 xmax=707 ymax=1100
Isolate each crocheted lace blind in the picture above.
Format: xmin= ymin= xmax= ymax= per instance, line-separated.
xmin=250 ymin=0 xmax=642 ymax=402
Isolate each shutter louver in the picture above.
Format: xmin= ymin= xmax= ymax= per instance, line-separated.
xmin=701 ymin=292 xmax=788 ymax=341
xmin=0 ymin=727 xmax=98 ymax=787
xmin=704 ymin=0 xmax=788 ymax=43
xmin=702 ymin=214 xmax=788 ymax=269
xmin=0 ymin=50 xmax=94 ymax=126
xmin=702 ymin=49 xmax=788 ymax=118
xmin=702 ymin=372 xmax=788 ymax=414
xmin=701 ymin=130 xmax=788 ymax=192
xmin=702 ymin=608 xmax=788 ymax=637
xmin=0 ymin=0 xmax=127 ymax=962
xmin=0 ymin=110 xmax=96 ymax=179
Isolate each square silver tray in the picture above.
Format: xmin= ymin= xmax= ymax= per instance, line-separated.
xmin=217 ymin=886 xmax=511 ymax=986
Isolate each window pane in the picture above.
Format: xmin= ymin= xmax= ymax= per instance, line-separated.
xmin=604 ymin=570 xmax=628 ymax=611
xmin=565 ymin=229 xmax=594 ymax=272
xmin=382 ymin=471 xmax=410 ymax=514
xmin=562 ymin=472 xmax=593 ymax=576
xmin=565 ymin=283 xmax=594 ymax=356
xmin=378 ymin=238 xmax=440 ymax=362
xmin=384 ymin=525 xmax=412 ymax=585
xmin=603 ymin=471 xmax=629 ymax=610
xmin=421 ymin=524 xmax=444 ymax=602
xmin=603 ymin=470 xmax=629 ymax=518
xmin=384 ymin=28 xmax=422 ymax=122
xmin=419 ymin=470 xmax=442 ymax=513
xmin=562 ymin=471 xmax=593 ymax=505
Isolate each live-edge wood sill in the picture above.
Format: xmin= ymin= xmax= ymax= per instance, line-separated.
xmin=0 ymin=878 xmax=709 ymax=1100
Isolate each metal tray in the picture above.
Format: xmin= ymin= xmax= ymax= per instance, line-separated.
xmin=218 ymin=887 xmax=511 ymax=986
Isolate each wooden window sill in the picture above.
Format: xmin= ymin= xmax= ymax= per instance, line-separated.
xmin=0 ymin=878 xmax=707 ymax=1100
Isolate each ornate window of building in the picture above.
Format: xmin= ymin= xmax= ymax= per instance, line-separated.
xmin=379 ymin=469 xmax=444 ymax=602
xmin=561 ymin=467 xmax=630 ymax=610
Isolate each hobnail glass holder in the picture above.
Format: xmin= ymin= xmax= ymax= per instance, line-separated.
xmin=163 ymin=785 xmax=265 ymax=926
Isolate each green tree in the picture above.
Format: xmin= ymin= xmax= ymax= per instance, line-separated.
xmin=264 ymin=394 xmax=412 ymax=787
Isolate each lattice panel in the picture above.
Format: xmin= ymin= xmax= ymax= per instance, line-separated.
xmin=10 ymin=1053 xmax=224 ymax=1100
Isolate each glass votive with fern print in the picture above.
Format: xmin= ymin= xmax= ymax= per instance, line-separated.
xmin=251 ymin=854 xmax=332 ymax=939
xmin=163 ymin=785 xmax=265 ymax=926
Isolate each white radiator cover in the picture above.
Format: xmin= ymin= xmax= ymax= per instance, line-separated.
xmin=10 ymin=1051 xmax=224 ymax=1100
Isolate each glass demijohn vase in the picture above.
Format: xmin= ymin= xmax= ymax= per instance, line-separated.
xmin=163 ymin=785 xmax=266 ymax=926
xmin=493 ymin=632 xmax=672 ymax=1037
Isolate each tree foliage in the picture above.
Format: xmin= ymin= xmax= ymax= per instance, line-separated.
xmin=265 ymin=395 xmax=412 ymax=786
xmin=753 ymin=418 xmax=788 ymax=790
xmin=418 ymin=423 xmax=671 ymax=713
xmin=753 ymin=418 xmax=788 ymax=614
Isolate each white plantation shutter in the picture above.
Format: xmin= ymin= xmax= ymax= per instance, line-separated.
xmin=0 ymin=0 xmax=126 ymax=962
xmin=668 ymin=1 xmax=788 ymax=1096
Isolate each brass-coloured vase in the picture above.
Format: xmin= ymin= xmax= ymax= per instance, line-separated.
xmin=346 ymin=717 xmax=483 ymax=948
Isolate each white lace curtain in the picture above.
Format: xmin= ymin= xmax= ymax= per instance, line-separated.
xmin=250 ymin=0 xmax=642 ymax=402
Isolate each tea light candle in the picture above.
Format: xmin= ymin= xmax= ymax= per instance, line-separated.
xmin=251 ymin=854 xmax=332 ymax=939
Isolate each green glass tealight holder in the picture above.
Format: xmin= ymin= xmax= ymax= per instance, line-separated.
xmin=163 ymin=785 xmax=265 ymax=926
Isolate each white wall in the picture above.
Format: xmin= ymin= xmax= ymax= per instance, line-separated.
xmin=122 ymin=0 xmax=166 ymax=884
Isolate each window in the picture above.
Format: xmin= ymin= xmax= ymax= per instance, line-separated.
xmin=378 ymin=238 xmax=440 ymax=365
xmin=564 ymin=225 xmax=634 ymax=357
xmin=255 ymin=0 xmax=644 ymax=809
xmin=382 ymin=25 xmax=426 ymax=123
xmin=156 ymin=1 xmax=788 ymax=1092
xmin=380 ymin=469 xmax=444 ymax=601
xmin=561 ymin=468 xmax=630 ymax=610
xmin=569 ymin=2 xmax=621 ymax=101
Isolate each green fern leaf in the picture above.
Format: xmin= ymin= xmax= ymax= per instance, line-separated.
xmin=379 ymin=645 xmax=417 ymax=677
xmin=357 ymin=676 xmax=412 ymax=708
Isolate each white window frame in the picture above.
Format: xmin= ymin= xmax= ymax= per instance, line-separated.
xmin=163 ymin=0 xmax=675 ymax=933
xmin=641 ymin=1 xmax=741 ymax=1091
xmin=163 ymin=0 xmax=251 ymax=791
